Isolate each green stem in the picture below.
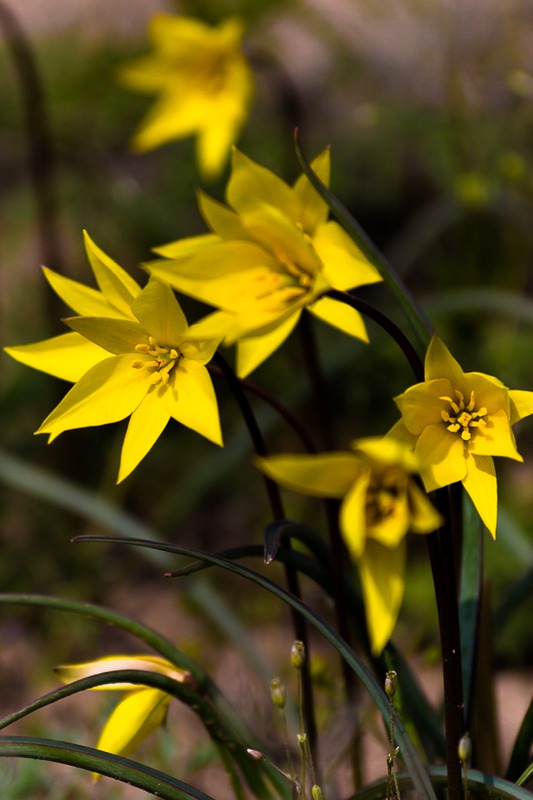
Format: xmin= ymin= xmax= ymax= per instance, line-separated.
xmin=212 ymin=353 xmax=319 ymax=761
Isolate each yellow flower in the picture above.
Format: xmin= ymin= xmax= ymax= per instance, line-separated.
xmin=5 ymin=231 xmax=141 ymax=382
xmin=148 ymin=148 xmax=382 ymax=376
xmin=118 ymin=15 xmax=253 ymax=178
xmin=390 ymin=335 xmax=533 ymax=537
xmin=55 ymin=655 xmax=190 ymax=771
xmin=255 ymin=438 xmax=441 ymax=655
xmin=5 ymin=243 xmax=223 ymax=482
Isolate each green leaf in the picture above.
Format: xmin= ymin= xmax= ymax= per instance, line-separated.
xmin=0 ymin=735 xmax=213 ymax=800
xmin=76 ymin=534 xmax=438 ymax=800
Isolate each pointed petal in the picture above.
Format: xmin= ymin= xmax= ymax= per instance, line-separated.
xmin=83 ymin=232 xmax=140 ymax=316
xmin=509 ymin=389 xmax=533 ymax=425
xmin=462 ymin=454 xmax=497 ymax=538
xmin=293 ymin=148 xmax=330 ymax=233
xmin=42 ymin=268 xmax=122 ymax=318
xmin=416 ymin=425 xmax=467 ymax=491
xmin=385 ymin=419 xmax=418 ymax=449
xmin=118 ymin=387 xmax=170 ymax=482
xmin=312 ymin=221 xmax=381 ymax=290
xmin=96 ymin=688 xmax=170 ymax=759
xmin=308 ymin=296 xmax=368 ymax=341
xmin=424 ymin=335 xmax=465 ymax=385
xmin=197 ymin=191 xmax=251 ymax=241
xmin=339 ymin=467 xmax=370 ymax=559
xmin=255 ymin=452 xmax=360 ymax=498
xmin=395 ymin=378 xmax=454 ymax=434
xmin=236 ymin=312 xmax=300 ymax=377
xmin=55 ymin=655 xmax=181 ymax=691
xmin=359 ymin=539 xmax=406 ymax=656
xmin=469 ymin=408 xmax=522 ymax=460
xmin=132 ymin=280 xmax=188 ymax=344
xmin=166 ymin=360 xmax=222 ymax=445
xmin=153 ymin=232 xmax=221 ymax=259
xmin=36 ymin=355 xmax=148 ymax=440
xmin=241 ymin=205 xmax=322 ymax=276
xmin=227 ymin=149 xmax=299 ymax=218
xmin=65 ymin=317 xmax=144 ymax=355
xmin=407 ymin=482 xmax=443 ymax=533
xmin=467 ymin=372 xmax=509 ymax=415
xmin=5 ymin=332 xmax=108 ymax=382
xmin=196 ymin=92 xmax=247 ymax=179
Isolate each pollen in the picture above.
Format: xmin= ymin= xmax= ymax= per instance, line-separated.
xmin=440 ymin=389 xmax=487 ymax=442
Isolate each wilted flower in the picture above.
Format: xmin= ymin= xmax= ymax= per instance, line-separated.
xmin=390 ymin=335 xmax=533 ymax=537
xmin=148 ymin=148 xmax=381 ymax=376
xmin=118 ymin=14 xmax=253 ymax=178
xmin=255 ymin=437 xmax=441 ymax=654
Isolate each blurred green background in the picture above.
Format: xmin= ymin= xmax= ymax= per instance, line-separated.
xmin=1 ymin=0 xmax=533 ymax=795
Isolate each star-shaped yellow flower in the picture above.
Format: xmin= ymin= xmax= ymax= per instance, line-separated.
xmin=118 ymin=14 xmax=253 ymax=178
xmin=255 ymin=438 xmax=441 ymax=655
xmin=390 ymin=335 xmax=533 ymax=537
xmin=148 ymin=148 xmax=382 ymax=376
xmin=55 ymin=655 xmax=190 ymax=772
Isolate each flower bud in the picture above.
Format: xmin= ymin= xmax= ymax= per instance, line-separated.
xmin=458 ymin=732 xmax=471 ymax=765
xmin=312 ymin=785 xmax=324 ymax=800
xmin=385 ymin=670 xmax=397 ymax=699
xmin=270 ymin=677 xmax=287 ymax=709
xmin=247 ymin=748 xmax=265 ymax=761
xmin=290 ymin=640 xmax=306 ymax=670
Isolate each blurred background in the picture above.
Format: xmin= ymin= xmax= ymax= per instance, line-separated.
xmin=1 ymin=0 xmax=532 ymax=797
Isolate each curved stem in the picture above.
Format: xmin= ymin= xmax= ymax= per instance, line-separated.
xmin=212 ymin=352 xmax=318 ymax=759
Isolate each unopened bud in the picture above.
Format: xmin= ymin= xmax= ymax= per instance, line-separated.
xmin=247 ymin=748 xmax=265 ymax=761
xmin=270 ymin=677 xmax=287 ymax=709
xmin=290 ymin=640 xmax=306 ymax=669
xmin=458 ymin=732 xmax=471 ymax=765
xmin=312 ymin=785 xmax=324 ymax=800
xmin=385 ymin=670 xmax=397 ymax=699
xmin=297 ymin=733 xmax=307 ymax=746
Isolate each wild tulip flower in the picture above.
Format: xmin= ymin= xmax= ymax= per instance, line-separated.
xmin=118 ymin=14 xmax=253 ymax=178
xmin=148 ymin=148 xmax=382 ymax=376
xmin=55 ymin=655 xmax=191 ymax=769
xmin=390 ymin=334 xmax=533 ymax=537
xmin=255 ymin=438 xmax=441 ymax=655
xmin=5 ymin=231 xmax=142 ymax=382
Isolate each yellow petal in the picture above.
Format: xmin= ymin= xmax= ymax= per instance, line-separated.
xmin=358 ymin=539 xmax=406 ymax=656
xmin=96 ymin=688 xmax=170 ymax=759
xmin=368 ymin=488 xmax=411 ymax=549
xmin=83 ymin=231 xmax=140 ymax=317
xmin=227 ymin=149 xmax=300 ymax=219
xmin=55 ymin=654 xmax=184 ymax=690
xmin=352 ymin=436 xmax=419 ymax=472
xmin=509 ymin=389 xmax=533 ymax=425
xmin=5 ymin=333 xmax=108 ymax=382
xmin=469 ymin=408 xmax=522 ymax=461
xmin=407 ymin=482 xmax=443 ymax=533
xmin=166 ymin=359 xmax=222 ymax=446
xmin=236 ymin=312 xmax=301 ymax=377
xmin=196 ymin=86 xmax=249 ymax=179
xmin=385 ymin=420 xmax=418 ymax=450
xmin=339 ymin=466 xmax=371 ymax=559
xmin=65 ymin=317 xmax=143 ymax=355
xmin=424 ymin=335 xmax=465 ymax=386
xmin=466 ymin=372 xmax=509 ymax=415
xmin=42 ymin=268 xmax=123 ymax=318
xmin=416 ymin=425 xmax=467 ymax=491
xmin=132 ymin=280 xmax=188 ymax=345
xmin=153 ymin=232 xmax=221 ymax=259
xmin=197 ymin=191 xmax=252 ymax=241
xmin=292 ymin=148 xmax=330 ymax=233
xmin=395 ymin=378 xmax=454 ymax=435
xmin=312 ymin=221 xmax=381 ymax=290
xmin=118 ymin=387 xmax=171 ymax=483
xmin=36 ymin=355 xmax=149 ymax=440
xmin=254 ymin=452 xmax=360 ymax=498
xmin=241 ymin=205 xmax=322 ymax=276
xmin=308 ymin=296 xmax=368 ymax=342
xmin=462 ymin=453 xmax=497 ymax=538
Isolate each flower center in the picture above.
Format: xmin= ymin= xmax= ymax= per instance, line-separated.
xmin=440 ymin=389 xmax=487 ymax=441
xmin=365 ymin=471 xmax=400 ymax=527
xmin=132 ymin=336 xmax=181 ymax=386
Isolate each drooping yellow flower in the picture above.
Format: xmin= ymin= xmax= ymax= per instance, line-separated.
xmin=255 ymin=438 xmax=441 ymax=655
xmin=118 ymin=14 xmax=253 ymax=178
xmin=55 ymin=655 xmax=191 ymax=771
xmin=5 ymin=231 xmax=141 ymax=382
xmin=390 ymin=335 xmax=533 ymax=537
xmin=148 ymin=148 xmax=382 ymax=377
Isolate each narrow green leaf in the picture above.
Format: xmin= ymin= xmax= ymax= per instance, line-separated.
xmin=516 ymin=761 xmax=533 ymax=787
xmin=294 ymin=131 xmax=432 ymax=353
xmin=76 ymin=534 xmax=438 ymax=800
xmin=351 ymin=765 xmax=533 ymax=800
xmin=0 ymin=735 xmax=214 ymax=800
